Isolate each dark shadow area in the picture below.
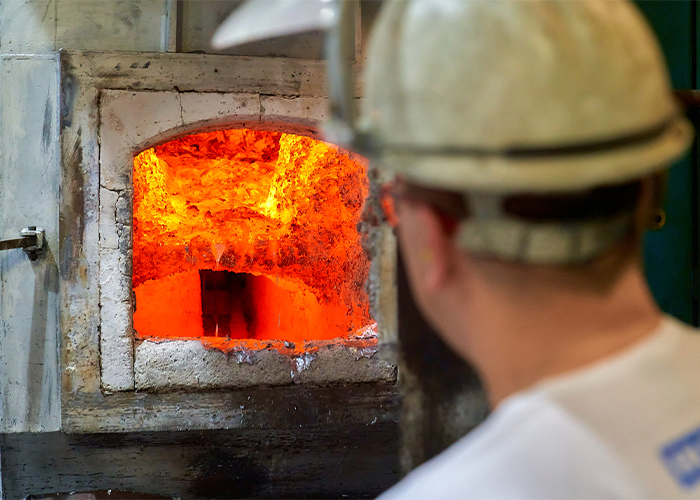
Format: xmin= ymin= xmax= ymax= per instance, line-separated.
xmin=397 ymin=250 xmax=489 ymax=471
xmin=200 ymin=269 xmax=252 ymax=338
xmin=2 ymin=386 xmax=400 ymax=499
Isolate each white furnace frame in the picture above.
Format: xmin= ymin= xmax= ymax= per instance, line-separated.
xmin=99 ymin=89 xmax=395 ymax=393
xmin=0 ymin=50 xmax=403 ymax=435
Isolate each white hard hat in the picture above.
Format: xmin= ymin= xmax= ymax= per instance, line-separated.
xmin=360 ymin=0 xmax=693 ymax=194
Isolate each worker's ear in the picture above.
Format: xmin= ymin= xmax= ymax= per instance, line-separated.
xmin=396 ymin=199 xmax=454 ymax=294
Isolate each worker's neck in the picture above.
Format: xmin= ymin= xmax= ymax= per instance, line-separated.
xmin=455 ymin=259 xmax=662 ymax=409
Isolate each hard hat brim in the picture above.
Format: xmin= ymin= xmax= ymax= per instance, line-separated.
xmin=377 ymin=117 xmax=693 ymax=194
xmin=211 ymin=0 xmax=335 ymax=50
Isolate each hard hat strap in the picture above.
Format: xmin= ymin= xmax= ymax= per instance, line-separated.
xmin=457 ymin=193 xmax=633 ymax=264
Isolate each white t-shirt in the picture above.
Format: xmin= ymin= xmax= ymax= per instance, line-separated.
xmin=380 ymin=316 xmax=700 ymax=499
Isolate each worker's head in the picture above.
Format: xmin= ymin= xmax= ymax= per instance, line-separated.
xmin=361 ymin=0 xmax=692 ymax=332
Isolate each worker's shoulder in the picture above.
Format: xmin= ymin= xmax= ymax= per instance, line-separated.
xmin=379 ymin=393 xmax=646 ymax=499
xmin=379 ymin=318 xmax=700 ymax=499
xmin=543 ymin=315 xmax=700 ymax=403
xmin=536 ymin=316 xmax=700 ymax=498
xmin=540 ymin=315 xmax=700 ymax=439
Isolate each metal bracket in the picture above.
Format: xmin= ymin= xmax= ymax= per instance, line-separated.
xmin=0 ymin=226 xmax=46 ymax=261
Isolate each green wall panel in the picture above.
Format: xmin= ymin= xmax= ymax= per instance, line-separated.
xmin=636 ymin=0 xmax=695 ymax=325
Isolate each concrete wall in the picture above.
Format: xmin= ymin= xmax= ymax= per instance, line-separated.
xmin=0 ymin=0 xmax=174 ymax=53
xmin=0 ymin=0 xmax=371 ymax=59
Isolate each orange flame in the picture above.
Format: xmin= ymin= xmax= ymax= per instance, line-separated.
xmin=133 ymin=129 xmax=373 ymax=344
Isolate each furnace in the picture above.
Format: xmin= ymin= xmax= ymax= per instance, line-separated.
xmin=0 ymin=11 xmax=400 ymax=498
xmin=132 ymin=129 xmax=373 ymax=344
xmin=82 ymin=54 xmax=398 ymax=402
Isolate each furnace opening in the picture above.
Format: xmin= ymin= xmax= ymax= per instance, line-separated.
xmin=132 ymin=129 xmax=373 ymax=344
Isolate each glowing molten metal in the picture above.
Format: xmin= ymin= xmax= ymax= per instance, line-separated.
xmin=133 ymin=129 xmax=373 ymax=345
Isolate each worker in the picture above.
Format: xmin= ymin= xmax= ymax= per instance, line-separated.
xmin=213 ymin=0 xmax=700 ymax=497
xmin=361 ymin=0 xmax=699 ymax=498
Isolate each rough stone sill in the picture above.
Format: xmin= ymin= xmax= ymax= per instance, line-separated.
xmin=132 ymin=327 xmax=397 ymax=392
